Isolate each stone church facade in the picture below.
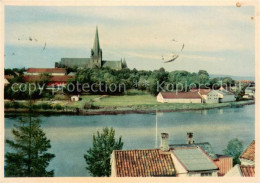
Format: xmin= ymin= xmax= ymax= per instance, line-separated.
xmin=55 ymin=27 xmax=127 ymax=70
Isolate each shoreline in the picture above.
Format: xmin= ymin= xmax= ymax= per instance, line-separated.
xmin=4 ymin=100 xmax=255 ymax=116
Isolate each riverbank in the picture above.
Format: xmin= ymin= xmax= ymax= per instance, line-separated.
xmin=5 ymin=100 xmax=255 ymax=116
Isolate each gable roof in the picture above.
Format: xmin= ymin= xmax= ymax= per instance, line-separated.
xmin=240 ymin=140 xmax=255 ymax=162
xmin=190 ymin=89 xmax=212 ymax=95
xmin=240 ymin=165 xmax=255 ymax=177
xmin=102 ymin=60 xmax=122 ymax=70
xmin=171 ymin=146 xmax=218 ymax=172
xmin=27 ymin=68 xmax=66 ymax=73
xmin=160 ymin=92 xmax=202 ymax=99
xmin=23 ymin=75 xmax=74 ymax=82
xmin=169 ymin=142 xmax=217 ymax=160
xmin=113 ymin=149 xmax=175 ymax=177
xmin=60 ymin=58 xmax=90 ymax=67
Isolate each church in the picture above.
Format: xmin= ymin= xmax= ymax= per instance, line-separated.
xmin=55 ymin=27 xmax=127 ymax=70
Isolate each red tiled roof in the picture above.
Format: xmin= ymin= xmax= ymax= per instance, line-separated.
xmin=23 ymin=75 xmax=74 ymax=82
xmin=160 ymin=92 xmax=202 ymax=99
xmin=214 ymin=155 xmax=233 ymax=176
xmin=240 ymin=165 xmax=255 ymax=177
xmin=27 ymin=68 xmax=66 ymax=73
xmin=114 ymin=149 xmax=175 ymax=177
xmin=190 ymin=89 xmax=212 ymax=95
xmin=240 ymin=140 xmax=255 ymax=162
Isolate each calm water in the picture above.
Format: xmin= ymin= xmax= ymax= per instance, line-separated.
xmin=4 ymin=105 xmax=255 ymax=177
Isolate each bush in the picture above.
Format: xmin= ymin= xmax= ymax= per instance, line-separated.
xmin=4 ymin=102 xmax=11 ymax=108
xmin=39 ymin=103 xmax=52 ymax=110
xmin=54 ymin=104 xmax=63 ymax=110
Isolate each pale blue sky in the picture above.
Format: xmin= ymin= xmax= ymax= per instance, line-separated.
xmin=4 ymin=6 xmax=255 ymax=77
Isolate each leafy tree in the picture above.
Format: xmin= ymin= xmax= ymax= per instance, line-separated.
xmin=5 ymin=103 xmax=55 ymax=177
xmin=223 ymin=138 xmax=243 ymax=166
xmin=84 ymin=127 xmax=123 ymax=177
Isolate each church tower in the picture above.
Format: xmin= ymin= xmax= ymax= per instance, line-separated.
xmin=90 ymin=27 xmax=102 ymax=68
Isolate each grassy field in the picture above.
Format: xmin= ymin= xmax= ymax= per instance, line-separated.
xmin=93 ymin=94 xmax=157 ymax=107
xmin=5 ymin=93 xmax=254 ymax=113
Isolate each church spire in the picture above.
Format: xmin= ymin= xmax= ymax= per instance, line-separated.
xmin=93 ymin=26 xmax=100 ymax=57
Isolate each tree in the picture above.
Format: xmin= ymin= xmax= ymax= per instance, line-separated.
xmin=5 ymin=103 xmax=55 ymax=177
xmin=223 ymin=138 xmax=243 ymax=166
xmin=84 ymin=127 xmax=123 ymax=177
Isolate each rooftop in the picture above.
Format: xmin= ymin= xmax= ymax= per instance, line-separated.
xmin=240 ymin=165 xmax=255 ymax=177
xmin=113 ymin=149 xmax=175 ymax=177
xmin=169 ymin=142 xmax=217 ymax=160
xmin=23 ymin=75 xmax=74 ymax=82
xmin=240 ymin=140 xmax=255 ymax=162
xmin=160 ymin=92 xmax=202 ymax=99
xmin=171 ymin=146 xmax=218 ymax=172
xmin=27 ymin=68 xmax=66 ymax=73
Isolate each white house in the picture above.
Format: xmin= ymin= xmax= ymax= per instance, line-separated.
xmin=157 ymin=92 xmax=202 ymax=103
xmin=71 ymin=95 xmax=80 ymax=102
xmin=24 ymin=68 xmax=66 ymax=76
xmin=244 ymin=87 xmax=255 ymax=99
xmin=205 ymin=90 xmax=220 ymax=103
xmin=217 ymin=88 xmax=236 ymax=103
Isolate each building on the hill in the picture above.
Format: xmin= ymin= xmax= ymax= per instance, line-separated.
xmin=55 ymin=27 xmax=127 ymax=70
xmin=24 ymin=68 xmax=66 ymax=76
xmin=217 ymin=87 xmax=236 ymax=103
xmin=23 ymin=75 xmax=74 ymax=88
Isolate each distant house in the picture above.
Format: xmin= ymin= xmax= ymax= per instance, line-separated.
xmin=111 ymin=133 xmax=223 ymax=177
xmin=23 ymin=75 xmax=74 ymax=88
xmin=244 ymin=87 xmax=255 ymax=99
xmin=68 ymin=72 xmax=76 ymax=76
xmin=191 ymin=89 xmax=219 ymax=103
xmin=225 ymin=140 xmax=255 ymax=177
xmin=24 ymin=68 xmax=66 ymax=76
xmin=217 ymin=87 xmax=236 ymax=103
xmin=71 ymin=95 xmax=80 ymax=102
xmin=157 ymin=92 xmax=202 ymax=103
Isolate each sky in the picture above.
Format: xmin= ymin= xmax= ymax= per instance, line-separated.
xmin=4 ymin=6 xmax=255 ymax=77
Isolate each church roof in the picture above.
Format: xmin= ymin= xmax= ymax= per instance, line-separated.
xmin=102 ymin=60 xmax=122 ymax=70
xmin=93 ymin=27 xmax=100 ymax=57
xmin=60 ymin=58 xmax=90 ymax=67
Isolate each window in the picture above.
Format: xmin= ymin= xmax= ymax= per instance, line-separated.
xmin=201 ymin=172 xmax=212 ymax=177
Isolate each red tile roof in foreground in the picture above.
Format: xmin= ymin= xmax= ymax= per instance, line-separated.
xmin=23 ymin=75 xmax=74 ymax=82
xmin=160 ymin=92 xmax=202 ymax=99
xmin=240 ymin=140 xmax=255 ymax=162
xmin=240 ymin=165 xmax=255 ymax=177
xmin=114 ymin=149 xmax=175 ymax=177
xmin=27 ymin=68 xmax=66 ymax=73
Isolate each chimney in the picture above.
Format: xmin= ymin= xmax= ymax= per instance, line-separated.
xmin=187 ymin=132 xmax=194 ymax=144
xmin=160 ymin=133 xmax=169 ymax=151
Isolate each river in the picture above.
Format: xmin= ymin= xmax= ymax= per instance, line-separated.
xmin=4 ymin=104 xmax=255 ymax=177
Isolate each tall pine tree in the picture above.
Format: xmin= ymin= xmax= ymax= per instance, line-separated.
xmin=5 ymin=104 xmax=55 ymax=177
xmin=84 ymin=127 xmax=123 ymax=177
